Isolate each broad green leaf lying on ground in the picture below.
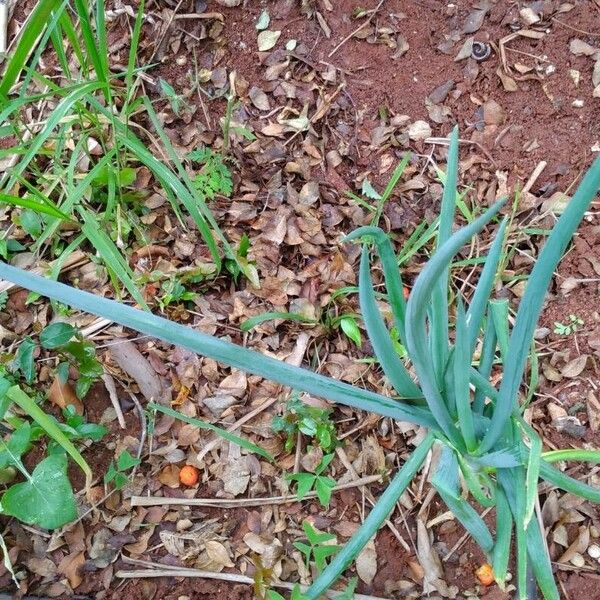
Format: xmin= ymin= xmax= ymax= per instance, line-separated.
xmin=0 ymin=453 xmax=76 ymax=529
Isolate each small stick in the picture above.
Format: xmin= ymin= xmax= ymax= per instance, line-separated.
xmin=174 ymin=12 xmax=224 ymax=21
xmin=101 ymin=373 xmax=126 ymax=429
xmin=551 ymin=17 xmax=600 ymax=37
xmin=130 ymin=473 xmax=383 ymax=508
xmin=425 ymin=136 xmax=496 ymax=166
xmin=522 ymin=160 xmax=547 ymax=195
xmin=116 ymin=564 xmax=388 ymax=600
xmin=328 ymin=0 xmax=385 ymax=58
xmin=443 ymin=506 xmax=493 ymax=561
xmin=0 ymin=0 xmax=7 ymax=54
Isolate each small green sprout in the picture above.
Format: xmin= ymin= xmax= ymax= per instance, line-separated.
xmin=553 ymin=314 xmax=584 ymax=336
xmin=286 ymin=453 xmax=336 ymax=507
xmin=104 ymin=449 xmax=141 ymax=490
xmin=272 ymin=394 xmax=337 ymax=453
xmin=294 ymin=521 xmax=341 ymax=572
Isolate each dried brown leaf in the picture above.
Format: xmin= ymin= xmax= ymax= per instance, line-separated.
xmin=109 ymin=341 xmax=165 ymax=403
xmin=48 ymin=377 xmax=84 ymax=415
xmin=561 ymin=354 xmax=588 ymax=378
xmin=356 ymin=539 xmax=377 ymax=585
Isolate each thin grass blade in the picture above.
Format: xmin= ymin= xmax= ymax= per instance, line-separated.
xmin=149 ymin=403 xmax=272 ymax=460
xmin=0 ymin=0 xmax=57 ymax=96
xmin=240 ymin=312 xmax=317 ymax=332
xmin=78 ymin=207 xmax=148 ymax=309
xmin=6 ymin=385 xmax=92 ymax=488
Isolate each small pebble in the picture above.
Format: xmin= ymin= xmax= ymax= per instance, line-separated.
xmin=571 ymin=552 xmax=585 ymax=567
xmin=572 ymin=99 xmax=584 ymax=108
xmin=588 ymin=543 xmax=600 ymax=559
xmin=591 ymin=525 xmax=600 ymax=538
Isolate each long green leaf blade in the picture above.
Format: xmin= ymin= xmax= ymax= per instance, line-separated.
xmin=357 ymin=246 xmax=422 ymax=398
xmin=78 ymin=207 xmax=148 ymax=309
xmin=454 ymin=299 xmax=476 ymax=450
xmin=345 ymin=226 xmax=408 ymax=344
xmin=0 ymin=0 xmax=57 ymax=96
xmin=405 ymin=198 xmax=506 ymax=444
xmin=482 ymin=155 xmax=600 ymax=452
xmin=305 ymin=432 xmax=435 ymax=599
xmin=0 ymin=263 xmax=437 ymax=428
xmin=430 ymin=125 xmax=459 ymax=383
xmin=492 ymin=486 xmax=512 ymax=588
xmin=6 ymin=385 xmax=92 ymax=487
xmin=149 ymin=403 xmax=273 ymax=461
xmin=466 ymin=217 xmax=507 ymax=353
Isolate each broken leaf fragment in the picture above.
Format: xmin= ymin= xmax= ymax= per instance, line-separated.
xmin=257 ymin=30 xmax=281 ymax=51
xmin=256 ymin=9 xmax=270 ymax=30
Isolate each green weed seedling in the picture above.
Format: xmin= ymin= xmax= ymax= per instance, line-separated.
xmin=1 ymin=129 xmax=599 ymax=599
xmin=294 ymin=521 xmax=341 ymax=572
xmin=286 ymin=453 xmax=337 ymax=507
xmin=272 ymin=393 xmax=337 ymax=453
xmin=104 ymin=449 xmax=141 ymax=490
xmin=157 ymin=277 xmax=197 ymax=312
xmin=15 ymin=322 xmax=102 ymax=398
xmin=553 ymin=314 xmax=584 ymax=336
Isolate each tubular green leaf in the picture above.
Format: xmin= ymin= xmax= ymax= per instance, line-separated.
xmin=542 ymin=449 xmax=600 ymax=463
xmin=526 ymin=515 xmax=560 ymax=600
xmin=405 ymin=198 xmax=506 ymax=444
xmin=430 ymin=126 xmax=459 ymax=384
xmin=482 ymin=155 xmax=600 ymax=453
xmin=492 ymin=487 xmax=512 ymax=588
xmin=0 ymin=263 xmax=438 ymax=428
xmin=540 ymin=460 xmax=600 ymax=503
xmin=466 ymin=217 xmax=508 ymax=354
xmin=344 ymin=226 xmax=408 ymax=345
xmin=305 ymin=432 xmax=435 ymax=599
xmin=431 ymin=445 xmax=494 ymax=553
xmin=489 ymin=299 xmax=510 ymax=362
xmin=358 ymin=246 xmax=422 ymax=398
xmin=519 ymin=418 xmax=541 ymax=529
xmin=473 ymin=312 xmax=497 ymax=414
xmin=453 ymin=299 xmax=476 ymax=451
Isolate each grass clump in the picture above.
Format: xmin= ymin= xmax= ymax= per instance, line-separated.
xmin=0 ymin=128 xmax=599 ymax=599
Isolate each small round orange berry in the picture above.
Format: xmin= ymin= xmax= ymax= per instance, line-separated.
xmin=179 ymin=465 xmax=199 ymax=486
xmin=475 ymin=563 xmax=495 ymax=587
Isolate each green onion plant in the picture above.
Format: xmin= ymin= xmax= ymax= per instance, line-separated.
xmin=0 ymin=128 xmax=599 ymax=599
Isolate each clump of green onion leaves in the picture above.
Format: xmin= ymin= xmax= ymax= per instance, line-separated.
xmin=0 ymin=128 xmax=599 ymax=599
